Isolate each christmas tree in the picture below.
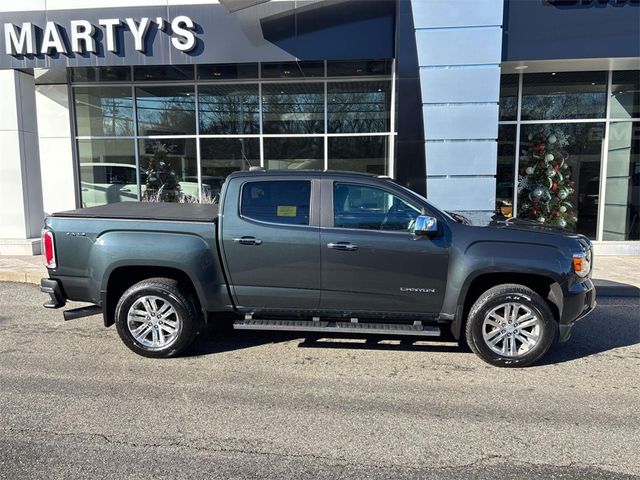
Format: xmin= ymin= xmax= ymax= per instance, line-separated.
xmin=518 ymin=127 xmax=577 ymax=229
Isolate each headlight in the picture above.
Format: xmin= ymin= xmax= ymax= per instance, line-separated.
xmin=573 ymin=251 xmax=591 ymax=278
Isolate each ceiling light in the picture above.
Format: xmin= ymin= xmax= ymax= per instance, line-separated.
xmin=551 ymin=72 xmax=557 ymax=76
xmin=514 ymin=65 xmax=528 ymax=70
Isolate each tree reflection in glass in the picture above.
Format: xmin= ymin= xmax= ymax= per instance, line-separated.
xmin=136 ymin=86 xmax=196 ymax=136
xmin=521 ymin=72 xmax=607 ymax=121
xmin=199 ymin=85 xmax=259 ymax=134
xmin=74 ymin=87 xmax=134 ymax=137
xmin=262 ymin=83 xmax=324 ymax=134
xmin=328 ymin=81 xmax=390 ymax=133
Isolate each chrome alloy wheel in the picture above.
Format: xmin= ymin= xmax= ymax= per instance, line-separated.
xmin=127 ymin=295 xmax=182 ymax=351
xmin=481 ymin=302 xmax=542 ymax=357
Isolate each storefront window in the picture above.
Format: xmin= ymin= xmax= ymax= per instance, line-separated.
xmin=327 ymin=81 xmax=391 ymax=133
xmin=139 ymin=138 xmax=198 ymax=202
xmin=496 ymin=125 xmax=516 ymax=217
xmin=71 ymin=66 xmax=131 ymax=83
xmin=261 ymin=61 xmax=324 ymax=79
xmin=74 ymin=87 xmax=134 ymax=137
xmin=611 ymin=70 xmax=640 ymax=119
xmin=264 ymin=137 xmax=324 ymax=170
xmin=200 ymin=138 xmax=260 ymax=194
xmin=499 ymin=74 xmax=518 ymax=121
xmin=517 ymin=123 xmax=604 ymax=238
xmin=197 ymin=63 xmax=258 ymax=80
xmin=136 ymin=86 xmax=196 ymax=136
xmin=199 ymin=84 xmax=259 ymax=134
xmin=328 ymin=136 xmax=387 ymax=174
xmin=133 ymin=65 xmax=195 ymax=82
xmin=521 ymin=71 xmax=607 ymax=121
xmin=603 ymin=122 xmax=640 ymax=240
xmin=71 ymin=63 xmax=393 ymax=207
xmin=327 ymin=60 xmax=391 ymax=77
xmin=262 ymin=83 xmax=324 ymax=134
xmin=77 ymin=139 xmax=137 ymax=208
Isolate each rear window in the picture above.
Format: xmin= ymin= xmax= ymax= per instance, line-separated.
xmin=240 ymin=180 xmax=311 ymax=225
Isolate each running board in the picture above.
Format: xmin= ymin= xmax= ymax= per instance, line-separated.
xmin=233 ymin=319 xmax=441 ymax=336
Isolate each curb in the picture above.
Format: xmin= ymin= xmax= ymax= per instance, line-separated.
xmin=0 ymin=271 xmax=44 ymax=285
xmin=593 ymin=279 xmax=640 ymax=298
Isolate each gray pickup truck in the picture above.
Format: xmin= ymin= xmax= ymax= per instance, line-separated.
xmin=40 ymin=170 xmax=595 ymax=367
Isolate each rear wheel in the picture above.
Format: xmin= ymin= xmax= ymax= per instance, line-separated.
xmin=115 ymin=278 xmax=199 ymax=358
xmin=465 ymin=284 xmax=557 ymax=368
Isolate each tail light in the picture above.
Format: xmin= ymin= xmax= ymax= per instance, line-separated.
xmin=42 ymin=229 xmax=57 ymax=269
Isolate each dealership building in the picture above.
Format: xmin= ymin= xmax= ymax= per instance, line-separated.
xmin=0 ymin=0 xmax=638 ymax=255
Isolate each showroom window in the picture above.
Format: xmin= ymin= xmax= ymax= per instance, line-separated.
xmin=72 ymin=61 xmax=394 ymax=207
xmin=498 ymin=70 xmax=639 ymax=241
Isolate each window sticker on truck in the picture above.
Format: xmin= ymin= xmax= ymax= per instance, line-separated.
xmin=277 ymin=206 xmax=297 ymax=217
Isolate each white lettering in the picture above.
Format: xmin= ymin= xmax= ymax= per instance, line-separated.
xmin=4 ymin=23 xmax=35 ymax=55
xmin=98 ymin=18 xmax=120 ymax=53
xmin=125 ymin=17 xmax=150 ymax=53
xmin=70 ymin=20 xmax=96 ymax=53
xmin=41 ymin=22 xmax=66 ymax=54
xmin=171 ymin=16 xmax=196 ymax=52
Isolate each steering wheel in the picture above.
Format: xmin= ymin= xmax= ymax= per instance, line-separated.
xmin=381 ymin=203 xmax=413 ymax=230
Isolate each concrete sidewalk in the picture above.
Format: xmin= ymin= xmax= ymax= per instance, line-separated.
xmin=1 ymin=254 xmax=638 ymax=297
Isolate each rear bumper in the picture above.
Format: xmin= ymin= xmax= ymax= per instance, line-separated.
xmin=558 ymin=278 xmax=596 ymax=342
xmin=40 ymin=278 xmax=66 ymax=309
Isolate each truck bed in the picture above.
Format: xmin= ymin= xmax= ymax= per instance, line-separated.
xmin=52 ymin=202 xmax=219 ymax=223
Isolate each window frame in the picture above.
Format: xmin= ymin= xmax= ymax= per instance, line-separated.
xmin=238 ymin=179 xmax=317 ymax=228
xmin=498 ymin=69 xmax=640 ymax=242
xmin=69 ymin=61 xmax=397 ymax=208
xmin=329 ymin=181 xmax=424 ymax=233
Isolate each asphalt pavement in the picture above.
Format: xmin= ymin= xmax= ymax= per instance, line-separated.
xmin=0 ymin=282 xmax=638 ymax=480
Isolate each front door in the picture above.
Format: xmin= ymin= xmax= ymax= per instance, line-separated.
xmin=220 ymin=178 xmax=321 ymax=310
xmin=320 ymin=181 xmax=449 ymax=315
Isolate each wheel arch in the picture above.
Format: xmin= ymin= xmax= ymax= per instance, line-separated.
xmin=450 ymin=272 xmax=561 ymax=340
xmin=103 ymin=266 xmax=201 ymax=327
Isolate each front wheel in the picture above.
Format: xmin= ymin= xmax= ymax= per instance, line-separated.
xmin=465 ymin=284 xmax=557 ymax=368
xmin=115 ymin=277 xmax=199 ymax=358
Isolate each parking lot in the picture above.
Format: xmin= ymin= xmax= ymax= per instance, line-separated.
xmin=0 ymin=281 xmax=638 ymax=479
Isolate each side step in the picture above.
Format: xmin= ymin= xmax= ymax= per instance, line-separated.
xmin=63 ymin=305 xmax=102 ymax=321
xmin=233 ymin=319 xmax=441 ymax=337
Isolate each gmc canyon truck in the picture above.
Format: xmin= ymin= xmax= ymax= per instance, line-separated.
xmin=40 ymin=170 xmax=596 ymax=367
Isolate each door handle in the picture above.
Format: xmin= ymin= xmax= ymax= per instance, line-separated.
xmin=327 ymin=242 xmax=358 ymax=251
xmin=233 ymin=236 xmax=263 ymax=246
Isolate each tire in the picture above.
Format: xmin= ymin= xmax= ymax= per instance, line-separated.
xmin=465 ymin=284 xmax=557 ymax=368
xmin=115 ymin=277 xmax=200 ymax=358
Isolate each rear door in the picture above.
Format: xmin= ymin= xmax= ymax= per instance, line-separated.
xmin=319 ymin=180 xmax=449 ymax=315
xmin=220 ymin=177 xmax=321 ymax=310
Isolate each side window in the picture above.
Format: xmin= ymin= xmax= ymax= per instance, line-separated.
xmin=241 ymin=180 xmax=311 ymax=226
xmin=333 ymin=183 xmax=421 ymax=231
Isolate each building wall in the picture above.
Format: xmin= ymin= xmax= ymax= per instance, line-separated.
xmin=411 ymin=0 xmax=503 ymax=217
xmin=0 ymin=70 xmax=44 ymax=254
xmin=35 ymin=83 xmax=77 ymax=215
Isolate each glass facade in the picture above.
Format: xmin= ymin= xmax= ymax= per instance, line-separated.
xmin=72 ymin=61 xmax=393 ymax=207
xmin=498 ymin=69 xmax=640 ymax=241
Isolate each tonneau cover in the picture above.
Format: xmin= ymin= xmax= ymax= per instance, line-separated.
xmin=52 ymin=202 xmax=219 ymax=222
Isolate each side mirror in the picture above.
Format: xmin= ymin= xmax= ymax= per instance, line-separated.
xmin=414 ymin=215 xmax=438 ymax=238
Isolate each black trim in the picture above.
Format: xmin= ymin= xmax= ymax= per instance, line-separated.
xmin=40 ymin=278 xmax=66 ymax=309
xmin=52 ymin=202 xmax=219 ymax=222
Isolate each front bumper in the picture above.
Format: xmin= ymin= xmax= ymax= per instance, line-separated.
xmin=558 ymin=278 xmax=596 ymax=342
xmin=40 ymin=278 xmax=66 ymax=309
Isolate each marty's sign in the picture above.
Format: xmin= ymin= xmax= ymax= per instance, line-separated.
xmin=4 ymin=16 xmax=197 ymax=56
